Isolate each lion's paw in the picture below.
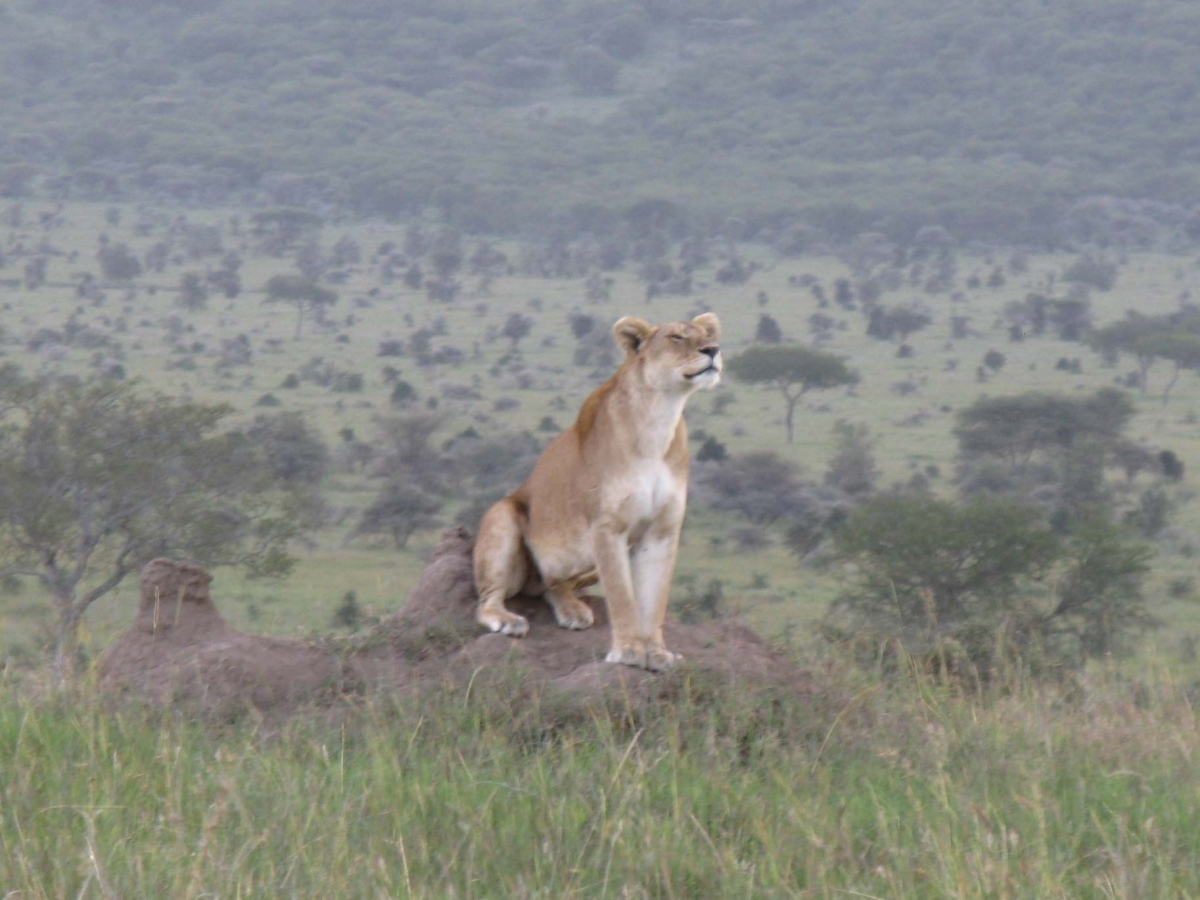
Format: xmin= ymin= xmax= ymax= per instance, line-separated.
xmin=645 ymin=647 xmax=683 ymax=672
xmin=550 ymin=596 xmax=595 ymax=631
xmin=478 ymin=607 xmax=530 ymax=638
xmin=606 ymin=643 xmax=681 ymax=672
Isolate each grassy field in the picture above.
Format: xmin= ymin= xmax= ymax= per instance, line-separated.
xmin=3 ymin=655 xmax=1200 ymax=898
xmin=2 ymin=201 xmax=1200 ymax=663
xmin=4 ymin=202 xmax=1200 ymax=897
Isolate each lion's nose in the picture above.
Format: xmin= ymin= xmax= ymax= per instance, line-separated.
xmin=699 ymin=344 xmax=720 ymax=359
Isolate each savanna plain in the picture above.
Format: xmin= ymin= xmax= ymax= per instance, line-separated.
xmin=3 ymin=201 xmax=1200 ymax=897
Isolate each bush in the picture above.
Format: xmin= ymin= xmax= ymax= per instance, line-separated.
xmin=331 ymin=590 xmax=362 ymax=630
xmin=827 ymin=495 xmax=1156 ymax=676
xmin=1064 ymin=255 xmax=1118 ymax=291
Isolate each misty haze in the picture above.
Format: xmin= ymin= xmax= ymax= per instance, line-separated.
xmin=3 ymin=1 xmax=1200 ymax=896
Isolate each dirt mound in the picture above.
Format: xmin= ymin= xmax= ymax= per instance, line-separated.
xmin=97 ymin=559 xmax=357 ymax=715
xmin=98 ymin=533 xmax=810 ymax=718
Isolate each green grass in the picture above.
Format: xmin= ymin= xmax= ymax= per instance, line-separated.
xmin=3 ymin=658 xmax=1200 ymax=897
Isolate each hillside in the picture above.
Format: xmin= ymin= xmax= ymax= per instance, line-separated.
xmin=3 ymin=0 xmax=1200 ymax=243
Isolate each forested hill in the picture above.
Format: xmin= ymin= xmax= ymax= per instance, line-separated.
xmin=3 ymin=0 xmax=1200 ymax=244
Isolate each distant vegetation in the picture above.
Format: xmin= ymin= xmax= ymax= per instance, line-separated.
xmin=3 ymin=0 xmax=1200 ymax=244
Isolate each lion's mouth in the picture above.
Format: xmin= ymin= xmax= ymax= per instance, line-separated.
xmin=686 ymin=363 xmax=719 ymax=379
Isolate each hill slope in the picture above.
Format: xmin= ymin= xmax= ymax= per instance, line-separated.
xmin=2 ymin=0 xmax=1200 ymax=242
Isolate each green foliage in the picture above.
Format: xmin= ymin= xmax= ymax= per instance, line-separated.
xmin=728 ymin=344 xmax=857 ymax=392
xmin=833 ymin=494 xmax=1060 ymax=636
xmin=5 ymin=1 xmax=1200 ymax=240
xmin=1063 ymin=255 xmax=1118 ymax=291
xmin=830 ymin=494 xmax=1157 ymax=673
xmin=823 ymin=420 xmax=878 ymax=497
xmin=264 ymin=274 xmax=337 ymax=337
xmin=242 ymin=412 xmax=331 ymax=486
xmin=0 ymin=366 xmax=322 ymax=667
xmin=331 ymin=589 xmax=362 ymax=630
xmin=954 ymin=388 xmax=1134 ymax=470
xmin=1051 ymin=519 xmax=1156 ymax=659
xmin=96 ymin=242 xmax=142 ymax=282
xmin=726 ymin=345 xmax=858 ymax=442
xmin=352 ymin=482 xmax=442 ymax=549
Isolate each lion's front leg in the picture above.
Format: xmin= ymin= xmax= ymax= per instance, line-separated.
xmin=593 ymin=528 xmax=648 ymax=668
xmin=629 ymin=530 xmax=682 ymax=671
xmin=595 ymin=527 xmax=681 ymax=672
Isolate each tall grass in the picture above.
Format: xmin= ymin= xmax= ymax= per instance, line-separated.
xmin=3 ymin=659 xmax=1199 ymax=898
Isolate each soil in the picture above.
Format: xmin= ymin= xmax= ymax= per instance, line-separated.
xmin=97 ymin=529 xmax=812 ymax=719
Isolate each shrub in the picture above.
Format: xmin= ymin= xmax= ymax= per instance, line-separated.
xmin=827 ymin=495 xmax=1155 ymax=676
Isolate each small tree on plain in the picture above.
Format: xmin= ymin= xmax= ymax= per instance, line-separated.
xmin=1134 ymin=332 xmax=1200 ymax=405
xmin=243 ymin=412 xmax=331 ymax=485
xmin=755 ymin=313 xmax=783 ymax=343
xmin=264 ymin=273 xmax=338 ymax=338
xmin=726 ymin=345 xmax=859 ymax=442
xmin=824 ymin=420 xmax=879 ymax=496
xmin=0 ymin=366 xmax=323 ymax=672
xmin=177 ymin=272 xmax=208 ymax=311
xmin=97 ymin=242 xmax=142 ymax=282
xmin=352 ymin=482 xmax=442 ymax=549
xmin=502 ymin=313 xmax=535 ymax=350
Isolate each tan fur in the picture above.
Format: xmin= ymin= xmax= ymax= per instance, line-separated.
xmin=473 ymin=313 xmax=722 ymax=670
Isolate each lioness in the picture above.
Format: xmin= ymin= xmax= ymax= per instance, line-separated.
xmin=474 ymin=313 xmax=722 ymax=671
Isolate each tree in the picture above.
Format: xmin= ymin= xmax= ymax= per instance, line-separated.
xmin=0 ymin=367 xmax=322 ymax=672
xmin=264 ymin=273 xmax=337 ymax=338
xmin=1063 ymin=255 xmax=1118 ymax=291
xmin=502 ymin=313 xmax=534 ymax=350
xmin=726 ymin=345 xmax=859 ymax=442
xmin=830 ymin=495 xmax=1162 ymax=669
xmin=1050 ymin=518 xmax=1156 ymax=658
xmin=177 ymin=272 xmax=208 ymax=311
xmin=1088 ymin=312 xmax=1171 ymax=392
xmin=829 ymin=495 xmax=1061 ymax=673
xmin=867 ymin=304 xmax=931 ymax=342
xmin=955 ymin=388 xmax=1138 ymax=532
xmin=699 ymin=451 xmax=805 ymax=524
xmin=1134 ymin=332 xmax=1200 ymax=405
xmin=352 ymin=483 xmax=442 ymax=549
xmin=243 ymin=412 xmax=331 ymax=485
xmin=97 ymin=242 xmax=142 ymax=282
xmin=824 ymin=420 xmax=878 ymax=496
xmin=250 ymin=207 xmax=322 ymax=254
xmin=755 ymin=313 xmax=783 ymax=343
xmin=955 ymin=388 xmax=1134 ymax=472
xmin=982 ymin=349 xmax=1006 ymax=373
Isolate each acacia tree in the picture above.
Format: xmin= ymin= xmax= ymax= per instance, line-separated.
xmin=264 ymin=273 xmax=337 ymax=338
xmin=1136 ymin=333 xmax=1200 ymax=406
xmin=0 ymin=367 xmax=323 ymax=672
xmin=726 ymin=345 xmax=858 ymax=442
xmin=1088 ymin=313 xmax=1170 ymax=392
xmin=502 ymin=312 xmax=534 ymax=350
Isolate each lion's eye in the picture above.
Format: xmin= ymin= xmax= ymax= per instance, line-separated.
xmin=670 ymin=334 xmax=684 ymax=342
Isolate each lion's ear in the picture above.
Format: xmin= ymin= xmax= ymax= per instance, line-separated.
xmin=692 ymin=312 xmax=721 ymax=342
xmin=613 ymin=316 xmax=654 ymax=358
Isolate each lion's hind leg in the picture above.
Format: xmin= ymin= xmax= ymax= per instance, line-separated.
xmin=473 ymin=497 xmax=533 ymax=637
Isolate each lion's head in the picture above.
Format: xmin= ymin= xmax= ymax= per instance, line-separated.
xmin=612 ymin=313 xmax=722 ymax=394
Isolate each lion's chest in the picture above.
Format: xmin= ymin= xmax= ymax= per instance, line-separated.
xmin=606 ymin=460 xmax=684 ymax=535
